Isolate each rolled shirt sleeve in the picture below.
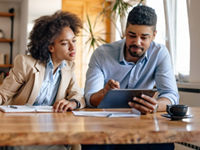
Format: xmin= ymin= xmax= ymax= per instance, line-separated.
xmin=84 ymin=50 xmax=105 ymax=107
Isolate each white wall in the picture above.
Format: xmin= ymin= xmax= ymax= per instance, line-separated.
xmin=188 ymin=0 xmax=200 ymax=83
xmin=23 ymin=0 xmax=62 ymax=54
xmin=0 ymin=0 xmax=62 ymax=56
xmin=19 ymin=0 xmax=28 ymax=54
xmin=28 ymin=0 xmax=62 ymax=23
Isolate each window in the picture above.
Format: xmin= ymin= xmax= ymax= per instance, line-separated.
xmin=146 ymin=0 xmax=166 ymax=45
xmin=147 ymin=0 xmax=190 ymax=76
xmin=175 ymin=0 xmax=190 ymax=76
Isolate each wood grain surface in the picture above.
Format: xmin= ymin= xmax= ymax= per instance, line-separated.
xmin=0 ymin=107 xmax=199 ymax=146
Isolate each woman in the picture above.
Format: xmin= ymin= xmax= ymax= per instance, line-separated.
xmin=0 ymin=10 xmax=85 ymax=112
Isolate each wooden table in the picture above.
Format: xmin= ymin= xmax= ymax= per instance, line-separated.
xmin=0 ymin=107 xmax=200 ymax=146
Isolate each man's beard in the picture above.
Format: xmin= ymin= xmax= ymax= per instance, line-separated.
xmin=128 ymin=45 xmax=144 ymax=58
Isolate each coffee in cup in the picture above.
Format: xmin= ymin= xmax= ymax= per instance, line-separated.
xmin=166 ymin=104 xmax=188 ymax=116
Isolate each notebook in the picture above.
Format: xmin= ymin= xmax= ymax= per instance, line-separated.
xmin=0 ymin=105 xmax=53 ymax=113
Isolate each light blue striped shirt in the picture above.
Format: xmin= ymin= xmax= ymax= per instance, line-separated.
xmin=84 ymin=39 xmax=179 ymax=107
xmin=33 ymin=58 xmax=66 ymax=106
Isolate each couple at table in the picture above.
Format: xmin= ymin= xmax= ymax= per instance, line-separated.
xmin=0 ymin=4 xmax=178 ymax=150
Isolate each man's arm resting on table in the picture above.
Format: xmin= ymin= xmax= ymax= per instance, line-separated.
xmin=157 ymin=97 xmax=172 ymax=112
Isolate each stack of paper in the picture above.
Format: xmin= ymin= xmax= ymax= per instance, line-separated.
xmin=72 ymin=111 xmax=140 ymax=118
xmin=0 ymin=105 xmax=53 ymax=113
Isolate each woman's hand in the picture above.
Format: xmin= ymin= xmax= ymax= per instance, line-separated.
xmin=53 ymin=99 xmax=77 ymax=112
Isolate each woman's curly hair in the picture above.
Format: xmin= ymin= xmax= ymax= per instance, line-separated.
xmin=28 ymin=11 xmax=82 ymax=63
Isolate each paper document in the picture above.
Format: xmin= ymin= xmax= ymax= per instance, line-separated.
xmin=107 ymin=113 xmax=140 ymax=117
xmin=72 ymin=111 xmax=140 ymax=118
xmin=0 ymin=105 xmax=53 ymax=113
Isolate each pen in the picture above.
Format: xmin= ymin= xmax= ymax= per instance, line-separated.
xmin=106 ymin=113 xmax=112 ymax=117
xmin=9 ymin=105 xmax=18 ymax=109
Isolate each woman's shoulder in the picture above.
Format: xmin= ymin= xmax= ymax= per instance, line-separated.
xmin=14 ymin=54 xmax=34 ymax=61
xmin=13 ymin=54 xmax=37 ymax=68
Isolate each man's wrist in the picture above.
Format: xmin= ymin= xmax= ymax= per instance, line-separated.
xmin=68 ymin=99 xmax=81 ymax=109
xmin=102 ymin=88 xmax=108 ymax=95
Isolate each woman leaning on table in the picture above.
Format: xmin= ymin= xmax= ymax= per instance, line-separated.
xmin=0 ymin=10 xmax=85 ymax=112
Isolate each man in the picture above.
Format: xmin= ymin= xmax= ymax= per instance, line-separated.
xmin=85 ymin=5 xmax=178 ymax=114
xmin=83 ymin=5 xmax=179 ymax=150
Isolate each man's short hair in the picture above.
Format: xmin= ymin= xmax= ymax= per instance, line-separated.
xmin=127 ymin=5 xmax=157 ymax=31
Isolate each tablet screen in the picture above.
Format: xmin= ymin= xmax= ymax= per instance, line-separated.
xmin=97 ymin=89 xmax=157 ymax=108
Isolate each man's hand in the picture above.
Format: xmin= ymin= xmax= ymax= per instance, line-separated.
xmin=104 ymin=79 xmax=120 ymax=93
xmin=53 ymin=99 xmax=77 ymax=112
xmin=128 ymin=94 xmax=158 ymax=114
xmin=90 ymin=79 xmax=120 ymax=107
xmin=128 ymin=95 xmax=172 ymax=114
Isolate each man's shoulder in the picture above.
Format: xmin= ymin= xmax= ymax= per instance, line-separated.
xmin=95 ymin=39 xmax=124 ymax=53
xmin=148 ymin=42 xmax=171 ymax=65
xmin=89 ymin=40 xmax=124 ymax=65
xmin=151 ymin=41 xmax=167 ymax=50
xmin=149 ymin=41 xmax=169 ymax=55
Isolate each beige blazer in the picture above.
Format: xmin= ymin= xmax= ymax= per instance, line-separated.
xmin=0 ymin=55 xmax=85 ymax=108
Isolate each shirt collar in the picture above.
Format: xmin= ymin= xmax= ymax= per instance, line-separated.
xmin=47 ymin=57 xmax=66 ymax=70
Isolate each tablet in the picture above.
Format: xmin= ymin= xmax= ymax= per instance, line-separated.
xmin=97 ymin=89 xmax=157 ymax=108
